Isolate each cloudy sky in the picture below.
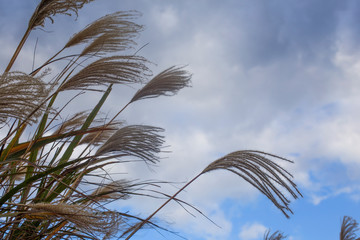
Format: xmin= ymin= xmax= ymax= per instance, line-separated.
xmin=1 ymin=0 xmax=360 ymax=239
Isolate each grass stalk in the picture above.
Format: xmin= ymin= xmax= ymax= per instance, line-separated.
xmin=125 ymin=173 xmax=203 ymax=239
xmin=4 ymin=26 xmax=32 ymax=73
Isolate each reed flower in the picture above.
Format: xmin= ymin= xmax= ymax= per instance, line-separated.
xmin=0 ymin=72 xmax=50 ymax=124
xmin=96 ymin=125 xmax=165 ymax=164
xmin=131 ymin=66 xmax=192 ymax=102
xmin=60 ymin=56 xmax=150 ymax=91
xmin=340 ymin=216 xmax=360 ymax=240
xmin=29 ymin=0 xmax=94 ymax=29
xmin=264 ymin=230 xmax=287 ymax=240
xmin=27 ymin=203 xmax=121 ymax=239
xmin=65 ymin=11 xmax=143 ymax=56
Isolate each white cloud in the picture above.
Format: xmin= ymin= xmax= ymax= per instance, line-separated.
xmin=238 ymin=222 xmax=267 ymax=240
xmin=310 ymin=186 xmax=360 ymax=205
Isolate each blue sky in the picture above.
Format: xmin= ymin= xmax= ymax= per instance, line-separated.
xmin=1 ymin=0 xmax=360 ymax=239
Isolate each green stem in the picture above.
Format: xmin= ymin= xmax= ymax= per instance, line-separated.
xmin=57 ymin=84 xmax=112 ymax=166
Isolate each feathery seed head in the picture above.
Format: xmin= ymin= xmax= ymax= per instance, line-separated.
xmin=95 ymin=125 xmax=165 ymax=164
xmin=27 ymin=203 xmax=121 ymax=239
xmin=91 ymin=179 xmax=132 ymax=201
xmin=65 ymin=11 xmax=142 ymax=50
xmin=0 ymin=72 xmax=51 ymax=124
xmin=202 ymin=150 xmax=302 ymax=218
xmin=130 ymin=66 xmax=192 ymax=103
xmin=79 ymin=120 xmax=123 ymax=146
xmin=29 ymin=0 xmax=94 ymax=29
xmin=340 ymin=216 xmax=360 ymax=240
xmin=80 ymin=32 xmax=138 ymax=56
xmin=59 ymin=55 xmax=151 ymax=91
xmin=264 ymin=230 xmax=288 ymax=240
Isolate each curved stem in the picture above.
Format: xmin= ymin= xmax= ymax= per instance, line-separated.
xmin=125 ymin=172 xmax=203 ymax=240
xmin=4 ymin=26 xmax=32 ymax=73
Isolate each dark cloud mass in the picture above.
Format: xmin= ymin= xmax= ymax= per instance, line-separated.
xmin=221 ymin=0 xmax=347 ymax=67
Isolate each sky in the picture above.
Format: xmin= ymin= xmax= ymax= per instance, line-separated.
xmin=1 ymin=0 xmax=360 ymax=239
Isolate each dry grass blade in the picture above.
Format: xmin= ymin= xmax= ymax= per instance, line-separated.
xmin=95 ymin=125 xmax=165 ymax=164
xmin=340 ymin=216 xmax=360 ymax=240
xmin=60 ymin=55 xmax=150 ymax=91
xmin=130 ymin=66 xmax=191 ymax=103
xmin=27 ymin=203 xmax=121 ymax=239
xmin=29 ymin=0 xmax=94 ymax=29
xmin=201 ymin=150 xmax=302 ymax=218
xmin=0 ymin=72 xmax=51 ymax=124
xmin=264 ymin=229 xmax=287 ymax=240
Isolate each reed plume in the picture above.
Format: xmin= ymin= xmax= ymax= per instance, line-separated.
xmin=125 ymin=151 xmax=301 ymax=239
xmin=29 ymin=0 xmax=94 ymax=29
xmin=60 ymin=55 xmax=150 ymax=91
xmin=95 ymin=125 xmax=165 ymax=164
xmin=90 ymin=179 xmax=132 ymax=201
xmin=5 ymin=0 xmax=94 ymax=73
xmin=79 ymin=121 xmax=122 ymax=146
xmin=264 ymin=230 xmax=287 ymax=240
xmin=65 ymin=11 xmax=142 ymax=55
xmin=27 ymin=203 xmax=121 ymax=239
xmin=80 ymin=32 xmax=134 ymax=56
xmin=130 ymin=66 xmax=191 ymax=102
xmin=0 ymin=72 xmax=50 ymax=124
xmin=202 ymin=150 xmax=301 ymax=218
xmin=340 ymin=216 xmax=360 ymax=240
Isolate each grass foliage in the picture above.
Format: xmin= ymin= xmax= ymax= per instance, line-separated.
xmin=0 ymin=1 xmax=302 ymax=239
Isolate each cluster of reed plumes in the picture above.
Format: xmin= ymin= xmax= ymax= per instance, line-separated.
xmin=0 ymin=1 xmax=302 ymax=239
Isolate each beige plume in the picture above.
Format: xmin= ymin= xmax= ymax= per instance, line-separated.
xmin=0 ymin=72 xmax=51 ymax=124
xmin=90 ymin=180 xmax=132 ymax=201
xmin=65 ymin=11 xmax=142 ymax=55
xmin=27 ymin=203 xmax=121 ymax=239
xmin=202 ymin=150 xmax=302 ymax=218
xmin=95 ymin=125 xmax=165 ymax=164
xmin=79 ymin=120 xmax=123 ymax=146
xmin=60 ymin=55 xmax=150 ymax=91
xmin=29 ymin=0 xmax=94 ymax=29
xmin=130 ymin=66 xmax=191 ymax=103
